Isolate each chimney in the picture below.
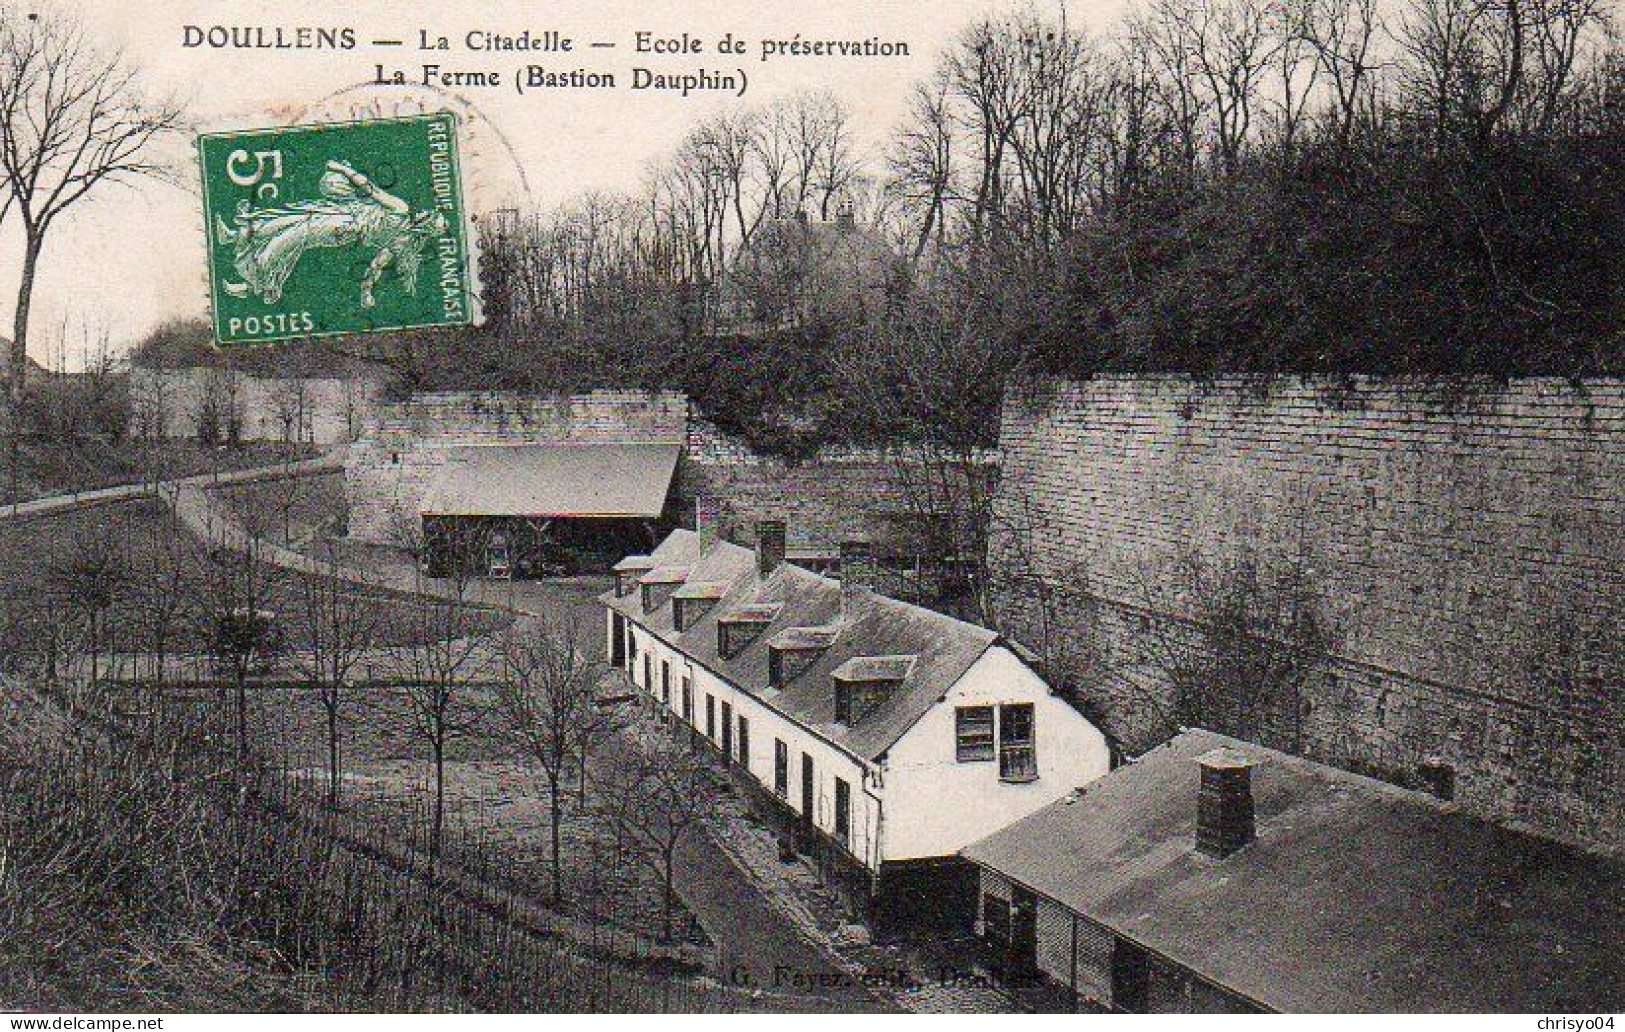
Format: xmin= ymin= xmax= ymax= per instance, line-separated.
xmin=757 ymin=519 xmax=786 ymax=578
xmin=1195 ymin=748 xmax=1257 ymax=859
xmin=840 ymin=539 xmax=877 ymax=622
xmin=695 ymin=495 xmax=721 ymax=555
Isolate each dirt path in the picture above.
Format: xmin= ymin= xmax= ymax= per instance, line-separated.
xmin=0 ymin=452 xmax=345 ymax=525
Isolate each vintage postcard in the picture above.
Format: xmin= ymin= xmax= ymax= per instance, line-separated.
xmin=0 ymin=0 xmax=1619 ymax=1023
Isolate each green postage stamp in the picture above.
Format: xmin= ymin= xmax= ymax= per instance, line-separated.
xmin=198 ymin=113 xmax=476 ymax=346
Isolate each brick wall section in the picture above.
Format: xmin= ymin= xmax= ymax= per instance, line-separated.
xmin=129 ymin=366 xmax=383 ymax=445
xmin=990 ymin=376 xmax=1622 ymax=854
xmin=681 ymin=418 xmax=913 ymax=553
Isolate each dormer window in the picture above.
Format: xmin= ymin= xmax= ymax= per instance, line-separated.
xmin=671 ymin=582 xmax=727 ymax=632
xmin=831 ymin=655 xmax=915 ymax=725
xmin=766 ymin=626 xmax=838 ymax=688
xmin=613 ymin=555 xmax=655 ymax=598
xmin=637 ymin=566 xmax=689 ymax=613
xmin=717 ymin=603 xmax=781 ymax=658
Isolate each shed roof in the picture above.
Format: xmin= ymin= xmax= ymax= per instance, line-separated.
xmin=603 ymin=529 xmax=1001 ymax=761
xmin=962 ymin=729 xmax=1625 ymax=1013
xmin=832 ymin=655 xmax=918 ymax=682
xmin=672 ymin=581 xmax=729 ymax=601
xmin=420 ymin=443 xmax=680 ymax=518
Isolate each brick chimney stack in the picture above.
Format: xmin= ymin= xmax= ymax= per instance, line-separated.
xmin=757 ymin=519 xmax=786 ymax=579
xmin=840 ymin=539 xmax=877 ymax=622
xmin=1195 ymin=748 xmax=1257 ymax=859
xmin=695 ymin=495 xmax=721 ymax=555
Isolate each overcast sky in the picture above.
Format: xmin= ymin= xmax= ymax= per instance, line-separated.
xmin=0 ymin=0 xmax=1140 ymax=368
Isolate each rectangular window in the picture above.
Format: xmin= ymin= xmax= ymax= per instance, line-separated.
xmin=834 ymin=777 xmax=851 ymax=846
xmin=800 ymin=753 xmax=814 ymax=821
xmin=642 ymin=655 xmax=652 ymax=693
xmin=682 ymin=678 xmax=693 ymax=723
xmin=956 ymin=706 xmax=995 ymax=762
xmin=999 ymin=703 xmax=1037 ymax=782
xmin=774 ymin=740 xmax=789 ymax=798
xmin=768 ymin=648 xmax=784 ymax=688
xmin=737 ymin=715 xmax=750 ymax=769
xmin=661 ymin=661 xmax=671 ymax=705
xmin=721 ymin=701 xmax=734 ymax=757
xmin=705 ymin=695 xmax=716 ymax=741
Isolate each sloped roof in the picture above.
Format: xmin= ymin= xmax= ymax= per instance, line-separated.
xmin=962 ymin=729 xmax=1625 ymax=1013
xmin=420 ymin=443 xmax=680 ymax=518
xmin=603 ymin=528 xmax=1000 ymax=761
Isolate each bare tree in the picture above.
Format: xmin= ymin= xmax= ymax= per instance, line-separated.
xmin=48 ymin=518 xmax=128 ymax=688
xmin=0 ymin=8 xmax=180 ymax=405
xmin=890 ymin=73 xmax=958 ymax=261
xmin=1298 ymin=0 xmax=1385 ymax=145
xmin=392 ymin=530 xmax=494 ymax=856
xmin=130 ymin=504 xmax=194 ymax=688
xmin=831 ymin=286 xmax=1005 ymax=620
xmin=198 ymin=505 xmax=283 ymax=766
xmin=490 ymin=615 xmax=609 ymax=904
xmin=594 ymin=734 xmax=712 ymax=943
xmin=293 ymin=542 xmax=378 ymax=810
xmin=1135 ymin=546 xmax=1332 ymax=751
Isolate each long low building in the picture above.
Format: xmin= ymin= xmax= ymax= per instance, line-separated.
xmin=601 ymin=512 xmax=1112 ymax=932
xmin=962 ymin=728 xmax=1625 ymax=1013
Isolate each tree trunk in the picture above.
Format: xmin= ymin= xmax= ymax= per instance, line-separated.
xmin=577 ymin=744 xmax=589 ymax=805
xmin=235 ymin=672 xmax=249 ymax=765
xmin=548 ymin=774 xmax=563 ymax=905
xmin=87 ymin=611 xmax=99 ymax=689
xmin=431 ymin=736 xmax=445 ymax=857
xmin=327 ymin=700 xmax=341 ymax=809
xmin=661 ymin=853 xmax=676 ymax=944
xmin=8 ymin=237 xmax=42 ymax=508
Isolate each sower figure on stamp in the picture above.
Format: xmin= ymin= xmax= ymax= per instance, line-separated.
xmin=215 ymin=159 xmax=448 ymax=308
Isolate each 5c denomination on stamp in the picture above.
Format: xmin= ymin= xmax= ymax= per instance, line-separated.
xmin=198 ymin=113 xmax=475 ymax=345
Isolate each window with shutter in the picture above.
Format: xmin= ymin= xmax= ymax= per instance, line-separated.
xmin=834 ymin=778 xmax=851 ymax=846
xmin=999 ymin=703 xmax=1037 ymax=782
xmin=955 ymin=706 xmax=995 ymax=762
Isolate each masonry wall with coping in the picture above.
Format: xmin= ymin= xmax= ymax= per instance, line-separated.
xmin=345 ymin=388 xmax=923 ymax=550
xmin=680 ymin=419 xmax=916 ymax=554
xmin=129 ymin=366 xmax=384 ymax=445
xmin=989 ymin=375 xmax=1622 ymax=854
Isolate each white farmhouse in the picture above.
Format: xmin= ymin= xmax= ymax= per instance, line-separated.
xmin=602 ymin=510 xmax=1112 ymax=933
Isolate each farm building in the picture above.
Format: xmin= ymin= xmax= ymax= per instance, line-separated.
xmin=419 ymin=441 xmax=683 ymax=578
xmin=348 ymin=391 xmax=690 ymax=578
xmin=962 ymin=729 xmax=1625 ymax=1013
xmin=601 ymin=508 xmax=1112 ymax=933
